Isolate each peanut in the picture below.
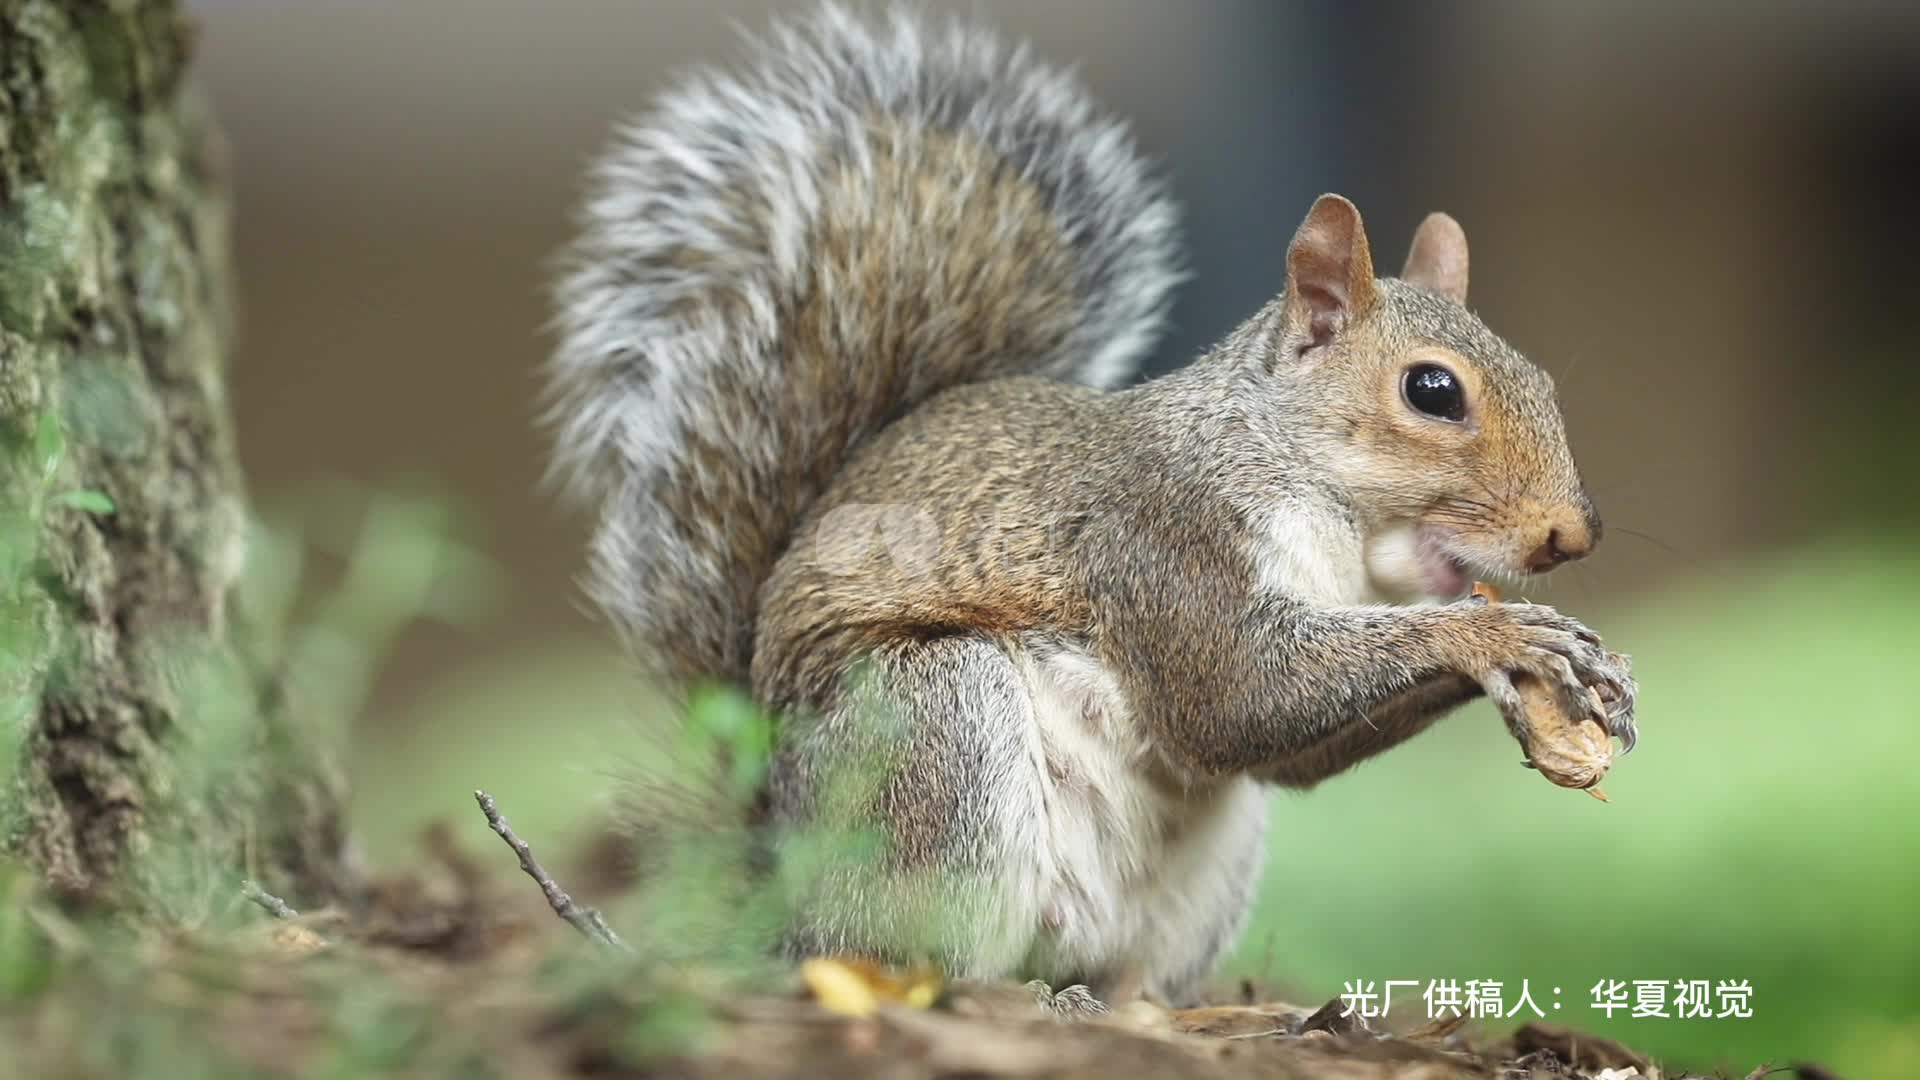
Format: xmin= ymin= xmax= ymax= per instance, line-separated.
xmin=1472 ymin=582 xmax=1615 ymax=801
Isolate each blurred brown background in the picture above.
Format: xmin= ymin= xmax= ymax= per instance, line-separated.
xmin=189 ymin=0 xmax=1917 ymax=737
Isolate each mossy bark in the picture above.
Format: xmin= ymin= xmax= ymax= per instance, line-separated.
xmin=0 ymin=0 xmax=346 ymax=908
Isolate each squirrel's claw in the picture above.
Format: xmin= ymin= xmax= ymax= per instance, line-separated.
xmin=1589 ymin=653 xmax=1639 ymax=754
xmin=1025 ymin=980 xmax=1111 ymax=1021
xmin=1603 ymin=679 xmax=1639 ymax=755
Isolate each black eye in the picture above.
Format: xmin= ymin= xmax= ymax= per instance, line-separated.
xmin=1401 ymin=363 xmax=1467 ymax=422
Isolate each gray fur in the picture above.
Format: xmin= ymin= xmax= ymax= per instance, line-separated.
xmin=545 ymin=3 xmax=1181 ymax=683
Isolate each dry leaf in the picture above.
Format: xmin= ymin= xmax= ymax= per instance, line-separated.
xmin=267 ymin=923 xmax=330 ymax=957
xmin=1170 ymin=1003 xmax=1300 ymax=1038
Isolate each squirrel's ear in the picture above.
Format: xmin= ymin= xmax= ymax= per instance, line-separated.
xmin=1400 ymin=212 xmax=1469 ymax=303
xmin=1283 ymin=194 xmax=1378 ymax=358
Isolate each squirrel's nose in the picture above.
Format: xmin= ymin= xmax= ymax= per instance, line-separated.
xmin=1524 ymin=516 xmax=1598 ymax=573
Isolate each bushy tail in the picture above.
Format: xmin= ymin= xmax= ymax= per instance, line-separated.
xmin=544 ymin=4 xmax=1181 ymax=687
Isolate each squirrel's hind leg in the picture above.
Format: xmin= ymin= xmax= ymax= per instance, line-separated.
xmin=768 ymin=634 xmax=1052 ymax=980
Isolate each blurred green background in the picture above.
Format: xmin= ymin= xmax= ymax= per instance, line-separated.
xmin=182 ymin=1 xmax=1919 ymax=1075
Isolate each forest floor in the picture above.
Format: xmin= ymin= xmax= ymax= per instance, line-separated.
xmin=2 ymin=815 xmax=1825 ymax=1080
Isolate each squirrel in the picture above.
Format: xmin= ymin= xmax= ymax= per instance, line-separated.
xmin=544 ymin=5 xmax=1638 ymax=1007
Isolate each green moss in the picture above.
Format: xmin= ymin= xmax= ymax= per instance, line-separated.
xmin=0 ymin=185 xmax=80 ymax=336
xmin=0 ymin=868 xmax=59 ymax=1002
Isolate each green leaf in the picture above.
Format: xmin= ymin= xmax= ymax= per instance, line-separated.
xmin=616 ymin=989 xmax=711 ymax=1063
xmin=52 ymin=490 xmax=114 ymax=515
xmin=33 ymin=413 xmax=63 ymax=483
xmin=686 ymin=683 xmax=760 ymax=742
xmin=0 ymin=875 xmax=56 ymax=1002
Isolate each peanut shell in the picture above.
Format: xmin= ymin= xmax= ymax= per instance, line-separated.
xmin=1472 ymin=582 xmax=1614 ymax=800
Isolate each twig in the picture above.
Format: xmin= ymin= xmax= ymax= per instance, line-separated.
xmin=473 ymin=789 xmax=628 ymax=951
xmin=1405 ymin=1011 xmax=1472 ymax=1042
xmin=241 ymin=879 xmax=299 ymax=919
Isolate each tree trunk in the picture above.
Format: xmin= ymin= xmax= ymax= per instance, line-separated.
xmin=0 ymin=0 xmax=346 ymax=909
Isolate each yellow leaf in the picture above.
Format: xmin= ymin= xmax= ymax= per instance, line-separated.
xmin=802 ymin=958 xmax=879 ymax=1017
xmin=801 ymin=956 xmax=946 ymax=1015
xmin=902 ymin=969 xmax=942 ymax=1008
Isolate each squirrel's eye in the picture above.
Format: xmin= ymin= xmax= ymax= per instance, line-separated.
xmin=1401 ymin=363 xmax=1467 ymax=422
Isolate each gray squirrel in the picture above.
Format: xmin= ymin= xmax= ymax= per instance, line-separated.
xmin=544 ymin=5 xmax=1637 ymax=1006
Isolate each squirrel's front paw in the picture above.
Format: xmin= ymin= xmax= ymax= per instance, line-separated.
xmin=1456 ymin=600 xmax=1627 ymax=743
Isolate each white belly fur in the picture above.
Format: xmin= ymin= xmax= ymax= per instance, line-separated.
xmin=1003 ymin=638 xmax=1270 ymax=995
xmin=976 ymin=503 xmax=1419 ymax=991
